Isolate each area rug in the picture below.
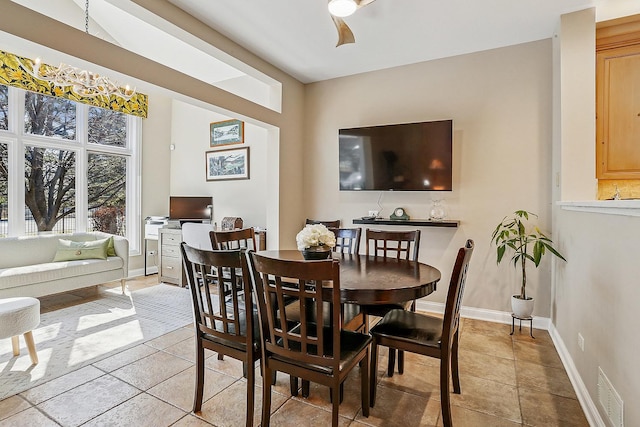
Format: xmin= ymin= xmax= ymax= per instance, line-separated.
xmin=0 ymin=284 xmax=193 ymax=400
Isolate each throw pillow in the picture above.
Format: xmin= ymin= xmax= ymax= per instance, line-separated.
xmin=106 ymin=236 xmax=116 ymax=257
xmin=53 ymin=237 xmax=110 ymax=262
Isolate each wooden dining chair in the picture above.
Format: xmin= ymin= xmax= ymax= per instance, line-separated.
xmin=329 ymin=227 xmax=361 ymax=254
xmin=305 ymin=218 xmax=341 ymax=228
xmin=362 ymin=228 xmax=421 ymax=376
xmin=328 ymin=227 xmax=365 ymax=332
xmin=248 ymin=252 xmax=371 ymax=427
xmin=369 ymin=239 xmax=474 ymax=427
xmin=210 ymin=227 xmax=257 ymax=251
xmin=180 ymin=244 xmax=259 ymax=426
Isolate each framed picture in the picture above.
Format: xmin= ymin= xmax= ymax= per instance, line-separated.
xmin=206 ymin=147 xmax=250 ymax=181
xmin=210 ymin=119 xmax=244 ymax=146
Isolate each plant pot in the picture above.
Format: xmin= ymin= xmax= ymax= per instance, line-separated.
xmin=511 ymin=295 xmax=534 ymax=318
xmin=301 ymin=245 xmax=332 ymax=260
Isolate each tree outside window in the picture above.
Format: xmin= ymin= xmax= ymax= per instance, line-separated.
xmin=0 ymin=85 xmax=137 ymax=240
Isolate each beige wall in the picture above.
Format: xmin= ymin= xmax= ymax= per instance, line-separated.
xmin=554 ymin=9 xmax=640 ymax=425
xmin=304 ymin=40 xmax=555 ymax=315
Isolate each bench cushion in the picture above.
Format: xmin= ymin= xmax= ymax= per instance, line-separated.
xmin=0 ymin=257 xmax=124 ymax=291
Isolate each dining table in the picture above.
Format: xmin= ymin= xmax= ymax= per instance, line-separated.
xmin=254 ymin=250 xmax=442 ymax=307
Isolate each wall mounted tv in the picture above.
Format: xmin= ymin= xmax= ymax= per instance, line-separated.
xmin=169 ymin=196 xmax=212 ymax=222
xmin=338 ymin=119 xmax=453 ymax=191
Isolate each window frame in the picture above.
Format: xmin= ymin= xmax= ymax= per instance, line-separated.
xmin=0 ymin=85 xmax=141 ymax=254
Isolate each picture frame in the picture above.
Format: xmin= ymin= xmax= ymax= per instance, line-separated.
xmin=210 ymin=119 xmax=244 ymax=146
xmin=206 ymin=147 xmax=250 ymax=181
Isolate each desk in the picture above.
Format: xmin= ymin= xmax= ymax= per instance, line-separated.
xmin=254 ymin=250 xmax=441 ymax=305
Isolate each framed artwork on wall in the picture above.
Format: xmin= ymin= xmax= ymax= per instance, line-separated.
xmin=206 ymin=147 xmax=250 ymax=181
xmin=210 ymin=119 xmax=244 ymax=146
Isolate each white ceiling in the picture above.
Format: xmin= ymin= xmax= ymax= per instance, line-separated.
xmin=9 ymin=0 xmax=640 ymax=87
xmin=167 ymin=0 xmax=640 ymax=83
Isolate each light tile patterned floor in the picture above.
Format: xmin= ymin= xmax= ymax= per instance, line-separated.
xmin=0 ymin=276 xmax=589 ymax=426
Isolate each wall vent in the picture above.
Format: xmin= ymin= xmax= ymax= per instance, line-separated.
xmin=598 ymin=367 xmax=623 ymax=427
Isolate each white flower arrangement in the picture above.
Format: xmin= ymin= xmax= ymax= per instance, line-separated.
xmin=296 ymin=224 xmax=336 ymax=251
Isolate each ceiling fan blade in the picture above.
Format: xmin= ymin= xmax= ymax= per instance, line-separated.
xmin=331 ymin=15 xmax=355 ymax=47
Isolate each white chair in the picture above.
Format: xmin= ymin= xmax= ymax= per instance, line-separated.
xmin=181 ymin=222 xmax=215 ymax=250
xmin=0 ymin=297 xmax=41 ymax=364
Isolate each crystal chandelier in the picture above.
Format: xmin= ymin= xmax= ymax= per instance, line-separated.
xmin=22 ymin=0 xmax=136 ymax=100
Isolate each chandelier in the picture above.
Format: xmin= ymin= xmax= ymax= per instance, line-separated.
xmin=21 ymin=0 xmax=136 ymax=100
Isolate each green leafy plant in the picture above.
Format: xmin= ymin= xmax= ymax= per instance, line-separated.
xmin=491 ymin=210 xmax=566 ymax=300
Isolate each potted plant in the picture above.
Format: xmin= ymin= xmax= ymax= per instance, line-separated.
xmin=491 ymin=210 xmax=566 ymax=317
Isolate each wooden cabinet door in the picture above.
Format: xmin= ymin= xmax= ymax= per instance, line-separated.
xmin=596 ymin=44 xmax=640 ymax=179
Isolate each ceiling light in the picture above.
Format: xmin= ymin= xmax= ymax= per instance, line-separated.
xmin=25 ymin=58 xmax=136 ymax=100
xmin=328 ymin=0 xmax=357 ymax=18
xmin=20 ymin=0 xmax=136 ymax=100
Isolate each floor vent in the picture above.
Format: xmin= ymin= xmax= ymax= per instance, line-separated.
xmin=598 ymin=367 xmax=623 ymax=427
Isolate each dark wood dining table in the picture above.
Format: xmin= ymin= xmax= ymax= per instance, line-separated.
xmin=254 ymin=250 xmax=442 ymax=306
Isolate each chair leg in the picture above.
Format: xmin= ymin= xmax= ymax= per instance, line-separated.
xmin=398 ymin=350 xmax=404 ymax=374
xmin=24 ymin=331 xmax=38 ymax=365
xmin=451 ymin=333 xmax=461 ymax=394
xmin=262 ymin=368 xmax=273 ymax=427
xmin=289 ymin=376 xmax=299 ymax=396
xmin=369 ymin=339 xmax=379 ymax=407
xmin=245 ymin=357 xmax=255 ymax=427
xmin=440 ymin=356 xmax=453 ymax=427
xmin=387 ymin=349 xmax=396 ymax=377
xmin=302 ymin=379 xmax=310 ymax=398
xmin=360 ymin=349 xmax=370 ymax=417
xmin=11 ymin=336 xmax=19 ymax=356
xmin=193 ymin=344 xmax=205 ymax=413
xmin=331 ymin=384 xmax=340 ymax=427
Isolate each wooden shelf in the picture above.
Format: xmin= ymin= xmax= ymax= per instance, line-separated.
xmin=352 ymin=218 xmax=459 ymax=228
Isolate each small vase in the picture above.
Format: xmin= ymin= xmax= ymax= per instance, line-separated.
xmin=301 ymin=245 xmax=332 ymax=260
xmin=429 ymin=199 xmax=445 ymax=221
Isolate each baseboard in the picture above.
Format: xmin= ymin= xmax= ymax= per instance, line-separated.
xmin=128 ymin=266 xmax=158 ymax=278
xmin=548 ymin=324 xmax=605 ymax=427
xmin=415 ymin=300 xmax=551 ymax=330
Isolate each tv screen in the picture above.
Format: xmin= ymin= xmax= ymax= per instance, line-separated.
xmin=169 ymin=196 xmax=212 ymax=221
xmin=338 ymin=120 xmax=453 ymax=191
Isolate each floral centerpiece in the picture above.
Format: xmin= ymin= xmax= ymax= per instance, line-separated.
xmin=296 ymin=224 xmax=336 ymax=260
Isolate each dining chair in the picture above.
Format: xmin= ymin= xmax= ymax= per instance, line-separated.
xmin=369 ymin=239 xmax=474 ymax=427
xmin=363 ymin=228 xmax=421 ymax=376
xmin=248 ymin=251 xmax=371 ymax=427
xmin=329 ymin=227 xmax=365 ymax=332
xmin=305 ymin=218 xmax=341 ymax=228
xmin=210 ymin=227 xmax=257 ymax=251
xmin=180 ymin=244 xmax=259 ymax=426
xmin=329 ymin=227 xmax=361 ymax=254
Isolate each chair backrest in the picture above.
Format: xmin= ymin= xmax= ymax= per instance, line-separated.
xmin=441 ymin=239 xmax=474 ymax=349
xmin=181 ymin=244 xmax=254 ymax=347
xmin=330 ymin=227 xmax=361 ymax=254
xmin=305 ymin=218 xmax=341 ymax=228
xmin=365 ymin=228 xmax=421 ymax=261
xmin=210 ymin=227 xmax=257 ymax=251
xmin=181 ymin=222 xmax=215 ymax=250
xmin=248 ymin=252 xmax=342 ymax=371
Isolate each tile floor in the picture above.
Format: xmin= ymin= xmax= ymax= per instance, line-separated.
xmin=0 ymin=276 xmax=590 ymax=427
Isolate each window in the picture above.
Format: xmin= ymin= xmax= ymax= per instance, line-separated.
xmin=0 ymin=85 xmax=8 ymax=130
xmin=0 ymin=141 xmax=7 ymax=237
xmin=0 ymin=84 xmax=140 ymax=251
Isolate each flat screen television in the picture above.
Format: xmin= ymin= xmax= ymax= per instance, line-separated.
xmin=338 ymin=119 xmax=453 ymax=191
xmin=169 ymin=196 xmax=212 ymax=221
